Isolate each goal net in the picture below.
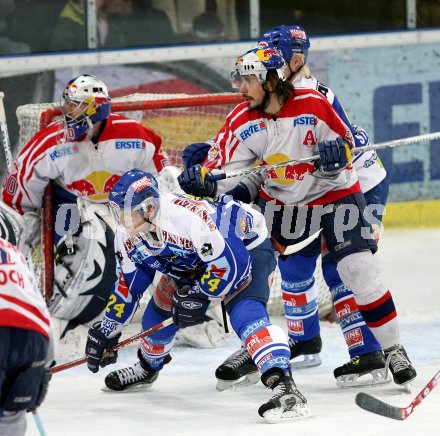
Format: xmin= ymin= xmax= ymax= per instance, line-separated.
xmin=16 ymin=92 xmax=333 ymax=320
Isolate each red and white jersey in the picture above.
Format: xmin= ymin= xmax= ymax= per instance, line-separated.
xmin=204 ymin=88 xmax=360 ymax=206
xmin=293 ymin=74 xmax=387 ymax=193
xmin=0 ymin=238 xmax=51 ymax=338
xmin=2 ymin=114 xmax=169 ymax=214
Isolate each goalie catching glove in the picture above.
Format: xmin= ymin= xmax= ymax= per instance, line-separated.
xmin=177 ymin=164 xmax=217 ymax=197
xmin=85 ymin=322 xmax=122 ymax=373
xmin=317 ymin=137 xmax=352 ymax=174
xmin=172 ymin=285 xmax=210 ymax=328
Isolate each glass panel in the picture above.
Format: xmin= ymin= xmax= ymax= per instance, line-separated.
xmin=259 ymin=0 xmax=409 ymax=35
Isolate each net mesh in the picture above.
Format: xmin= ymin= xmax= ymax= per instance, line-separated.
xmin=16 ymin=92 xmax=333 ymax=319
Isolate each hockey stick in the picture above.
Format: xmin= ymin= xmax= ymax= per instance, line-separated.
xmin=51 ymin=317 xmax=174 ymax=373
xmin=283 ymin=228 xmax=322 ymax=255
xmin=0 ymin=92 xmax=13 ymax=171
xmin=355 ymin=369 xmax=440 ymax=420
xmin=209 ymin=131 xmax=440 ymax=181
xmin=31 ymin=410 xmax=48 ymax=436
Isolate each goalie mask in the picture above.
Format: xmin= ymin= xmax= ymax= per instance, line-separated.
xmin=231 ymin=47 xmax=286 ymax=89
xmin=62 ymin=74 xmax=111 ymax=140
xmin=109 ymin=169 xmax=161 ymax=238
xmin=258 ymin=25 xmax=310 ymax=62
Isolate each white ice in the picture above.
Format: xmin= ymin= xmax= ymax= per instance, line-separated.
xmin=27 ymin=229 xmax=440 ymax=436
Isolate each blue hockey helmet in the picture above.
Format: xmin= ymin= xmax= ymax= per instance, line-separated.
xmin=258 ymin=25 xmax=310 ymax=62
xmin=62 ymin=74 xmax=111 ymax=140
xmin=231 ymin=46 xmax=286 ymax=89
xmin=109 ymin=169 xmax=160 ymax=213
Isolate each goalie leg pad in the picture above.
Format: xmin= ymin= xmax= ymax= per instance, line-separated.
xmin=49 ymin=202 xmax=117 ymax=326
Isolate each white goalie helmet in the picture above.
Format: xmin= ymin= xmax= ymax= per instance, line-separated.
xmin=62 ymin=74 xmax=111 ymax=140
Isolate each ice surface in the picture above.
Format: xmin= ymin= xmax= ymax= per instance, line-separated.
xmin=27 ymin=229 xmax=440 ymax=435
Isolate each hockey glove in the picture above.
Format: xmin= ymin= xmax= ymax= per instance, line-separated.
xmin=177 ymin=164 xmax=217 ymax=197
xmin=182 ymin=142 xmax=211 ymax=169
xmin=172 ymin=285 xmax=210 ymax=328
xmin=317 ymin=137 xmax=352 ymax=174
xmin=85 ymin=322 xmax=122 ymax=373
xmin=27 ymin=361 xmax=55 ymax=411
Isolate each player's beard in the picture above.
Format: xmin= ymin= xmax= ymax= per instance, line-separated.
xmin=248 ymin=90 xmax=270 ymax=112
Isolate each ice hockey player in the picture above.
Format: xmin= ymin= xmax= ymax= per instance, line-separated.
xmin=197 ymin=25 xmax=393 ymax=389
xmin=84 ymin=169 xmax=312 ymax=423
xmin=0 ymin=201 xmax=55 ymax=436
xmin=1 ymin=73 xmax=169 ymax=331
xmin=177 ymin=46 xmax=417 ymax=389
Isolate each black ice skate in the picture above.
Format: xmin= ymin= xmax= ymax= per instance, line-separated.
xmin=103 ymin=350 xmax=159 ymax=392
xmin=215 ymin=345 xmax=260 ymax=391
xmin=384 ymin=344 xmax=417 ymax=388
xmin=215 ymin=334 xmax=323 ymax=391
xmin=289 ymin=334 xmax=322 ymax=369
xmin=333 ymin=351 xmax=391 ymax=388
xmin=258 ymin=368 xmax=312 ymax=423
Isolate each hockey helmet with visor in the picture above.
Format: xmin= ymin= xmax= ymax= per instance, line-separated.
xmin=231 ymin=47 xmax=286 ymax=89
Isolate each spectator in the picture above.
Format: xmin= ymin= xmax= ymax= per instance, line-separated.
xmin=105 ymin=0 xmax=177 ymax=47
xmin=49 ymin=0 xmax=126 ymax=51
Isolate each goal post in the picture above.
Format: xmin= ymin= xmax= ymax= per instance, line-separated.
xmin=15 ymin=92 xmax=333 ymax=318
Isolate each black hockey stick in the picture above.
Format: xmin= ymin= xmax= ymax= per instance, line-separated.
xmin=355 ymin=369 xmax=440 ymax=420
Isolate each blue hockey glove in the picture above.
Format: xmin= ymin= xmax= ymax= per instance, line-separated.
xmin=172 ymin=285 xmax=210 ymax=328
xmin=177 ymin=164 xmax=217 ymax=197
xmin=85 ymin=322 xmax=122 ymax=373
xmin=182 ymin=142 xmax=211 ymax=169
xmin=317 ymin=137 xmax=352 ymax=174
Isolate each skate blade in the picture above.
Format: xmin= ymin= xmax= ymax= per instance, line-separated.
xmin=216 ymin=371 xmax=260 ymax=391
xmin=291 ymin=353 xmax=322 ymax=370
xmin=262 ymin=404 xmax=313 ymax=424
xmin=400 ymin=380 xmax=414 ymax=394
xmin=336 ymin=368 xmax=392 ymax=388
xmin=101 ymin=382 xmax=155 ymax=393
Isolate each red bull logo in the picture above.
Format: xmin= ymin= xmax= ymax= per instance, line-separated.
xmin=65 ymin=171 xmax=121 ymax=201
xmin=265 ymin=153 xmax=314 ymax=185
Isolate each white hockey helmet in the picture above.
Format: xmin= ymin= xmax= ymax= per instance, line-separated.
xmin=231 ymin=47 xmax=286 ymax=89
xmin=62 ymin=74 xmax=111 ymax=140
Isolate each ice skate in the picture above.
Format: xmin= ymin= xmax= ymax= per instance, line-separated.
xmin=334 ymin=351 xmax=391 ymax=388
xmin=289 ymin=334 xmax=322 ymax=369
xmin=215 ymin=334 xmax=322 ymax=390
xmin=384 ymin=344 xmax=417 ymax=389
xmin=215 ymin=345 xmax=260 ymax=391
xmin=258 ymin=369 xmax=312 ymax=423
xmin=103 ymin=350 xmax=158 ymax=392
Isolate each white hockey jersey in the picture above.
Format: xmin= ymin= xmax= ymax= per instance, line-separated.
xmin=293 ymin=75 xmax=387 ymax=193
xmin=0 ymin=238 xmax=52 ymax=338
xmin=205 ymin=88 xmax=360 ymax=206
xmin=2 ymin=114 xmax=169 ymax=214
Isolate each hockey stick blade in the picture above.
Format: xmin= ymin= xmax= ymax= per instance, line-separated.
xmin=52 ymin=317 xmax=174 ymax=373
xmin=283 ymin=228 xmax=322 ymax=255
xmin=355 ymin=369 xmax=440 ymax=420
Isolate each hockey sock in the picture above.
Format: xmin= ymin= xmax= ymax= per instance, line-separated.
xmin=322 ymin=256 xmax=382 ymax=357
xmin=229 ymin=299 xmax=291 ymax=374
xmin=140 ymin=298 xmax=178 ymax=371
xmin=337 ymin=252 xmax=400 ymax=349
xmin=278 ymin=254 xmax=320 ymax=341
